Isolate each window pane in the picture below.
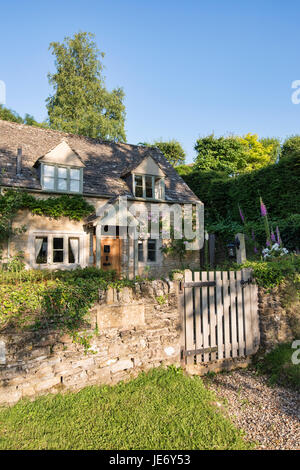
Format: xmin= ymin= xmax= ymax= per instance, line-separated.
xmin=135 ymin=175 xmax=143 ymax=186
xmin=135 ymin=186 xmax=143 ymax=197
xmin=70 ymin=168 xmax=80 ymax=180
xmin=35 ymin=237 xmax=47 ymax=264
xmin=68 ymin=238 xmax=79 ymax=263
xmin=53 ymin=250 xmax=64 ymax=263
xmin=145 ymin=176 xmax=153 ymax=198
xmin=138 ymin=241 xmax=144 ymax=262
xmin=134 ymin=175 xmax=143 ymax=197
xmin=58 ymin=178 xmax=67 ymax=190
xmin=70 ymin=179 xmax=80 ymax=192
xmin=53 ymin=237 xmax=63 ymax=250
xmin=155 ymin=177 xmax=162 ymax=199
xmin=58 ymin=167 xmax=67 ymax=178
xmin=147 ymin=239 xmax=156 ymax=262
xmin=44 ymin=165 xmax=55 ymax=177
xmin=43 ymin=176 xmax=55 ymax=190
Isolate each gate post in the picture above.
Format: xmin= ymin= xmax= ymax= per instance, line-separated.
xmin=236 ymin=233 xmax=246 ymax=264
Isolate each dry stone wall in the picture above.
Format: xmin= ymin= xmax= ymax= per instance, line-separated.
xmin=0 ymin=280 xmax=181 ymax=405
xmin=0 ymin=279 xmax=298 ymax=406
xmin=258 ymin=285 xmax=300 ymax=351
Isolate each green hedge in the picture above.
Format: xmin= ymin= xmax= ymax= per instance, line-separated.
xmin=179 ymin=154 xmax=300 ymax=249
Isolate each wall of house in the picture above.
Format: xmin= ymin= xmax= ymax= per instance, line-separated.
xmin=0 ymin=280 xmax=181 ymax=405
xmin=138 ymin=249 xmax=201 ymax=278
xmin=5 ymin=193 xmax=201 ymax=278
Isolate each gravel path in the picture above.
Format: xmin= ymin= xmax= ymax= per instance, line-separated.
xmin=204 ymin=369 xmax=300 ymax=450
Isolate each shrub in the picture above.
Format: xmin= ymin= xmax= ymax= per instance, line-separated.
xmin=242 ymin=255 xmax=300 ymax=289
xmin=255 ymin=343 xmax=300 ymax=389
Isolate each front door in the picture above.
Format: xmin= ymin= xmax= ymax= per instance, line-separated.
xmin=100 ymin=238 xmax=122 ymax=274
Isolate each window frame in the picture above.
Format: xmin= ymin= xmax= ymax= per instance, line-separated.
xmin=32 ymin=233 xmax=82 ymax=267
xmin=41 ymin=163 xmax=83 ymax=194
xmin=137 ymin=238 xmax=160 ymax=265
xmin=147 ymin=239 xmax=157 ymax=262
xmin=132 ymin=173 xmax=165 ymax=200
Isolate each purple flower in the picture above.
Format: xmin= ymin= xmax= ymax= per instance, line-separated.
xmin=276 ymin=226 xmax=281 ymax=244
xmin=260 ymin=198 xmax=267 ymax=217
xmin=266 ymin=240 xmax=270 ymax=247
xmin=239 ymin=206 xmax=245 ymax=223
xmin=271 ymin=231 xmax=276 ymax=242
xmin=254 ymin=246 xmax=258 ymax=254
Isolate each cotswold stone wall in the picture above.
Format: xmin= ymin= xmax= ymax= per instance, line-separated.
xmin=0 ymin=280 xmax=181 ymax=405
xmin=1 ymin=279 xmax=297 ymax=406
xmin=258 ymin=285 xmax=300 ymax=351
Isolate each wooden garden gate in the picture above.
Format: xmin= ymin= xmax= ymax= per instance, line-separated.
xmin=179 ymin=269 xmax=260 ymax=366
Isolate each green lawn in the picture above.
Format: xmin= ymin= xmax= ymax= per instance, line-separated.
xmin=0 ymin=367 xmax=252 ymax=450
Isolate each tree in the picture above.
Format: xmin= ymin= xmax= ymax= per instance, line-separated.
xmin=194 ymin=133 xmax=279 ymax=175
xmin=194 ymin=134 xmax=246 ymax=175
xmin=281 ymin=135 xmax=300 ymax=159
xmin=236 ymin=133 xmax=278 ymax=171
xmin=0 ymin=105 xmax=47 ymax=128
xmin=260 ymin=137 xmax=281 ymax=162
xmin=0 ymin=105 xmax=23 ymax=123
xmin=46 ymin=32 xmax=126 ymax=142
xmin=138 ymin=139 xmax=186 ymax=167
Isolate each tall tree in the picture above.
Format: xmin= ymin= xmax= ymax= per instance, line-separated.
xmin=281 ymin=135 xmax=300 ymax=159
xmin=194 ymin=133 xmax=279 ymax=175
xmin=236 ymin=133 xmax=278 ymax=171
xmin=46 ymin=32 xmax=126 ymax=142
xmin=138 ymin=139 xmax=186 ymax=167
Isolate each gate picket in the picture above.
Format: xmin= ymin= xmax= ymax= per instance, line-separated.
xmin=215 ymin=271 xmax=224 ymax=360
xmin=194 ymin=271 xmax=203 ymax=364
xmin=184 ymin=270 xmax=194 ymax=365
xmin=229 ymin=271 xmax=238 ymax=358
xmin=208 ymin=271 xmax=217 ymax=361
xmin=222 ymin=271 xmax=231 ymax=358
xmin=242 ymin=269 xmax=254 ymax=355
xmin=201 ymin=271 xmax=210 ymax=362
xmin=236 ymin=270 xmax=246 ymax=356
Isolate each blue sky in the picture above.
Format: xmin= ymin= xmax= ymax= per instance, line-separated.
xmin=1 ymin=0 xmax=300 ymax=162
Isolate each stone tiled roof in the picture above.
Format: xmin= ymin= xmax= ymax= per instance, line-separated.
xmin=0 ymin=120 xmax=200 ymax=202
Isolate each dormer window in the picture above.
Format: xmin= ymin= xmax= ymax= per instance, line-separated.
xmin=133 ymin=174 xmax=165 ymax=200
xmin=41 ymin=164 xmax=83 ymax=193
xmin=35 ymin=141 xmax=85 ymax=194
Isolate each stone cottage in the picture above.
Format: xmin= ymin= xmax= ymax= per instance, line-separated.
xmin=0 ymin=120 xmax=203 ymax=278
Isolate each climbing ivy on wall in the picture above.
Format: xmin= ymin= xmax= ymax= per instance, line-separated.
xmin=0 ymin=189 xmax=95 ymax=244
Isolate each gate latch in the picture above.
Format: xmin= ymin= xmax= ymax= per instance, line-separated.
xmin=240 ymin=278 xmax=252 ymax=287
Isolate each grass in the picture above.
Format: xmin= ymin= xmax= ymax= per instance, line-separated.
xmin=255 ymin=343 xmax=300 ymax=389
xmin=0 ymin=367 xmax=252 ymax=450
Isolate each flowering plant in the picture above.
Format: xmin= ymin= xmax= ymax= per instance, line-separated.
xmin=262 ymin=243 xmax=289 ymax=260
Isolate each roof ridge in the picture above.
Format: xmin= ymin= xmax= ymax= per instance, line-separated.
xmin=0 ymin=119 xmax=148 ymax=153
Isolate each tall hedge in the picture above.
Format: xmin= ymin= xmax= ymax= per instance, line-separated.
xmin=179 ymin=154 xmax=300 ymax=249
